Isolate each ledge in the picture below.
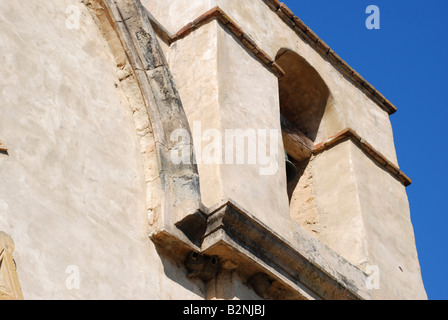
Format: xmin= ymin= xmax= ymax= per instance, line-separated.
xmin=313 ymin=128 xmax=412 ymax=187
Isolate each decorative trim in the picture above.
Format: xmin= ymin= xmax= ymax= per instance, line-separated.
xmin=0 ymin=232 xmax=23 ymax=300
xmin=147 ymin=6 xmax=285 ymax=79
xmin=173 ymin=7 xmax=285 ymax=78
xmin=313 ymin=128 xmax=412 ymax=187
xmin=85 ymin=0 xmax=203 ymax=250
xmin=87 ymin=0 xmax=372 ymax=300
xmin=195 ymin=200 xmax=371 ymax=300
xmin=147 ymin=1 xmax=397 ymax=115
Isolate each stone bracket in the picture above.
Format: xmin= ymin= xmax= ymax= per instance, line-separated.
xmin=171 ymin=200 xmax=372 ymax=300
xmin=185 ymin=251 xmax=219 ymax=282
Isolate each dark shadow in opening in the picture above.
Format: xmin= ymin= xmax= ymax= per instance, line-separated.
xmin=276 ymin=49 xmax=330 ymax=142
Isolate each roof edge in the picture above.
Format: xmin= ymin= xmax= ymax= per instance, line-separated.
xmin=264 ymin=0 xmax=397 ymax=115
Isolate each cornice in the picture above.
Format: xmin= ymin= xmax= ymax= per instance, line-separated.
xmin=175 ymin=199 xmax=371 ymax=300
xmin=314 ymin=128 xmax=412 ymax=187
xmin=263 ymin=0 xmax=397 ymax=115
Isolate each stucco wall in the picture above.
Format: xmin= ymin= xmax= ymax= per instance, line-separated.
xmin=0 ymin=0 xmax=204 ymax=299
xmin=167 ymin=19 xmax=292 ymax=236
xmin=312 ymin=140 xmax=426 ymax=299
xmin=145 ymin=0 xmax=398 ymax=166
xmin=0 ymin=0 xmax=426 ymax=300
xmin=144 ymin=0 xmax=426 ymax=299
xmin=167 ymin=21 xmax=223 ymax=208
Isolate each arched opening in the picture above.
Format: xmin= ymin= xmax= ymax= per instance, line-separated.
xmin=276 ymin=49 xmax=330 ymax=234
xmin=277 ymin=48 xmax=330 ymax=142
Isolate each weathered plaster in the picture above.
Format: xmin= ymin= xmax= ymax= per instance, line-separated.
xmin=0 ymin=0 xmax=204 ymax=299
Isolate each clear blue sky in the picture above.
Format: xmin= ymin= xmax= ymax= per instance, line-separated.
xmin=282 ymin=0 xmax=448 ymax=300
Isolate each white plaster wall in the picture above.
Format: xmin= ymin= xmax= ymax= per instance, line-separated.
xmin=0 ymin=0 xmax=204 ymax=299
xmin=216 ymin=25 xmax=291 ymax=227
xmin=351 ymin=142 xmax=427 ymax=299
xmin=142 ymin=0 xmax=425 ymax=300
xmin=311 ymin=140 xmax=426 ymax=299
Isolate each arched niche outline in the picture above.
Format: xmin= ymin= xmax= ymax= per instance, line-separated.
xmin=275 ymin=48 xmax=332 ymax=234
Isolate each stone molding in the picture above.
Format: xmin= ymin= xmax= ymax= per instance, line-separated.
xmin=159 ymin=200 xmax=372 ymax=300
xmin=146 ymin=1 xmax=397 ymax=115
xmin=0 ymin=141 xmax=7 ymax=153
xmin=314 ymin=128 xmax=412 ymax=187
xmin=197 ymin=200 xmax=371 ymax=300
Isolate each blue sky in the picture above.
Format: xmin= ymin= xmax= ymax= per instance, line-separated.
xmin=281 ymin=0 xmax=448 ymax=299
